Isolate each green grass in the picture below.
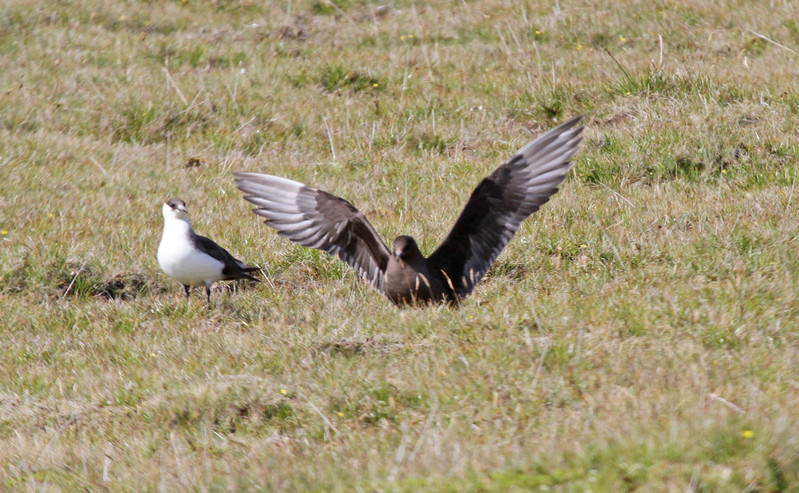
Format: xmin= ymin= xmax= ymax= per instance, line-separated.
xmin=2 ymin=0 xmax=799 ymax=490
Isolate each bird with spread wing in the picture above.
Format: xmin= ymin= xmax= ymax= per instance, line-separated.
xmin=234 ymin=116 xmax=584 ymax=305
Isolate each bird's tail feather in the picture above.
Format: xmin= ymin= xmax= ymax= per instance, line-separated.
xmin=241 ymin=273 xmax=260 ymax=282
xmin=232 ymin=265 xmax=261 ymax=282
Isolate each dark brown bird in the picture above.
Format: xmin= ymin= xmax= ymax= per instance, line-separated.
xmin=234 ymin=116 xmax=584 ymax=305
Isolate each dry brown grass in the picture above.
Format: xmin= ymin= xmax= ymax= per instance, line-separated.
xmin=1 ymin=0 xmax=798 ymax=490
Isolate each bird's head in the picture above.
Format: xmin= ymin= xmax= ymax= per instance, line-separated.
xmin=393 ymin=235 xmax=421 ymax=265
xmin=163 ymin=198 xmax=189 ymax=220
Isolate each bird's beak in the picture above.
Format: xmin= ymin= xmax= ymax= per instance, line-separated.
xmin=394 ymin=251 xmax=404 ymax=267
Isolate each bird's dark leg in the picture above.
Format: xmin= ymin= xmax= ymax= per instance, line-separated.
xmin=183 ymin=285 xmax=191 ymax=299
xmin=205 ymin=284 xmax=212 ymax=304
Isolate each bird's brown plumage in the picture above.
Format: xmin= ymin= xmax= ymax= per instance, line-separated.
xmin=235 ymin=115 xmax=584 ymax=305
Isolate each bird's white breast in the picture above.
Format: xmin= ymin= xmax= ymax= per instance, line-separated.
xmin=157 ymin=219 xmax=224 ymax=286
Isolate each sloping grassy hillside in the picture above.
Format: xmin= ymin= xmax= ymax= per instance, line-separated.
xmin=1 ymin=0 xmax=798 ymax=490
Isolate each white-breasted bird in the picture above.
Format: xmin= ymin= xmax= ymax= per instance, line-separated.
xmin=157 ymin=198 xmax=259 ymax=302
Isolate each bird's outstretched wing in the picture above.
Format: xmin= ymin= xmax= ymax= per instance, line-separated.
xmin=234 ymin=172 xmax=391 ymax=291
xmin=427 ymin=116 xmax=584 ymax=298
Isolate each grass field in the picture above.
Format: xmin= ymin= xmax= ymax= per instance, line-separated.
xmin=2 ymin=0 xmax=799 ymax=490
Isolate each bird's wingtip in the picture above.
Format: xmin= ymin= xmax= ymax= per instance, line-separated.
xmin=232 ymin=171 xmax=256 ymax=181
xmin=559 ymin=114 xmax=585 ymax=130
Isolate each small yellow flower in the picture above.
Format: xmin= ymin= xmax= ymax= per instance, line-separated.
xmin=777 ymin=297 xmax=783 ymax=301
xmin=373 ymin=83 xmax=379 ymax=87
xmin=408 ymin=34 xmax=414 ymax=38
xmin=440 ymin=371 xmax=446 ymax=377
xmin=721 ymin=169 xmax=727 ymax=174
xmin=626 ymin=91 xmax=631 ymax=95
xmin=1 ymin=230 xmax=7 ymax=235
xmin=337 ymin=411 xmax=344 ymax=417
xmin=400 ymin=35 xmax=405 ymax=40
xmin=150 ymin=353 xmax=156 ymax=357
xmin=742 ymin=430 xmax=754 ymax=438
xmin=576 ymin=44 xmax=583 ymax=51
xmin=48 ymin=213 xmax=54 ymax=218
xmin=280 ymin=389 xmax=287 ymax=395
xmin=535 ymin=30 xmax=541 ymax=35
xmin=619 ymin=36 xmax=627 ymax=43
xmin=580 ymin=244 xmax=587 ymax=249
